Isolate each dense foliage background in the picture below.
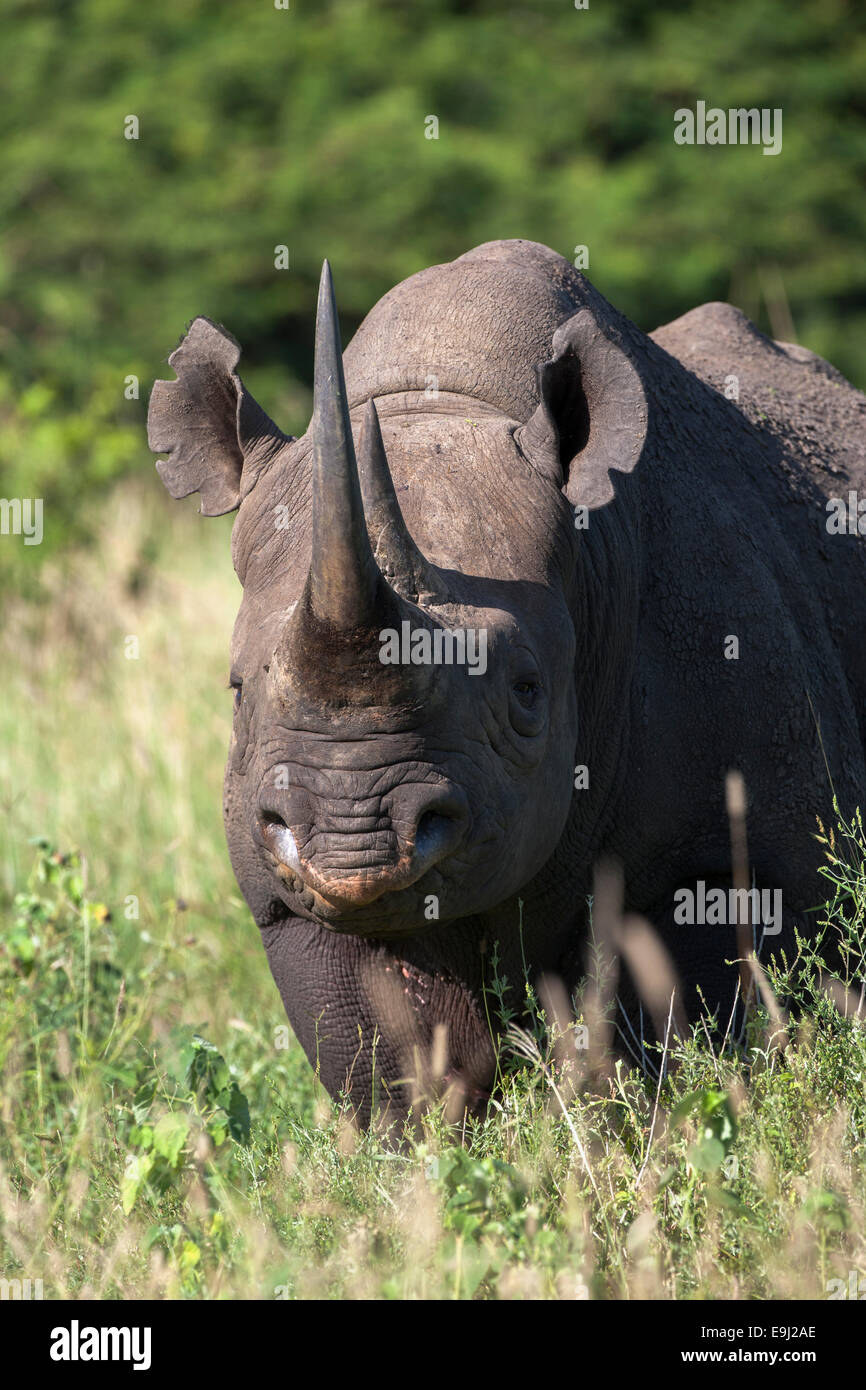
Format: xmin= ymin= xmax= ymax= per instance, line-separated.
xmin=1 ymin=0 xmax=865 ymax=580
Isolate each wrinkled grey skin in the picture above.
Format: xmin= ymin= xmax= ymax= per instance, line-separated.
xmin=149 ymin=240 xmax=866 ymax=1127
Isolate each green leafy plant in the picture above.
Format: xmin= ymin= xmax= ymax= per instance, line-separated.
xmin=121 ymin=1033 xmax=251 ymax=1214
xmin=671 ymin=1088 xmax=738 ymax=1175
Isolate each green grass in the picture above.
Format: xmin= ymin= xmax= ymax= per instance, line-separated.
xmin=2 ymin=481 xmax=866 ymax=1300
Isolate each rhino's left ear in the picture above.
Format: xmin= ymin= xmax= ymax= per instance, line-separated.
xmin=516 ymin=308 xmax=648 ymax=509
xmin=148 ymin=316 xmax=291 ymax=516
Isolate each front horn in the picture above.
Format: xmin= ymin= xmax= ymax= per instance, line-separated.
xmin=280 ymin=263 xmax=434 ymax=707
xmin=307 ymin=259 xmax=383 ymax=628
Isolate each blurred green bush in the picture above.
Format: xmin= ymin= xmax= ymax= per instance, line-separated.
xmin=1 ymin=0 xmax=864 ymax=586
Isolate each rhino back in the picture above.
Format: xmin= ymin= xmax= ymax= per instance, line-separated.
xmin=651 ymin=300 xmax=866 ymax=756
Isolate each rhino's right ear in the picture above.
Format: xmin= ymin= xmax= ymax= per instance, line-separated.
xmin=148 ymin=317 xmax=291 ymax=516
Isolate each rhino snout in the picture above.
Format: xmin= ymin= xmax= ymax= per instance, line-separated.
xmin=258 ymin=783 xmax=469 ymax=914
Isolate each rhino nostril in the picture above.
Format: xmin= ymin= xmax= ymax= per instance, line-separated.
xmin=260 ymin=813 xmax=302 ymax=875
xmin=413 ymin=802 xmax=466 ymax=864
xmin=416 ymin=809 xmax=451 ymax=841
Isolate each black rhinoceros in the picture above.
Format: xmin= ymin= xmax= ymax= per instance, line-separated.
xmin=149 ymin=239 xmax=866 ymax=1124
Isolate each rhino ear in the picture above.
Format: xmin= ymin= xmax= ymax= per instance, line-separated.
xmin=516 ymin=308 xmax=647 ymax=509
xmin=148 ymin=317 xmax=291 ymax=517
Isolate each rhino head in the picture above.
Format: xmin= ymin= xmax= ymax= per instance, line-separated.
xmin=149 ymin=240 xmax=648 ymax=1097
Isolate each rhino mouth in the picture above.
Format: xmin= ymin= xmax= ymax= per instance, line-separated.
xmin=270 ymin=875 xmax=450 ymax=938
xmin=261 ymin=815 xmax=463 ymax=936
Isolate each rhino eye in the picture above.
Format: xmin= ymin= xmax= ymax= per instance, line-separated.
xmin=509 ymin=672 xmax=545 ymax=736
xmin=512 ymin=678 xmax=540 ymax=703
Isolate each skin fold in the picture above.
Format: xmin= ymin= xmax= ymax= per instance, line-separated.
xmin=149 ymin=240 xmax=866 ymax=1129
